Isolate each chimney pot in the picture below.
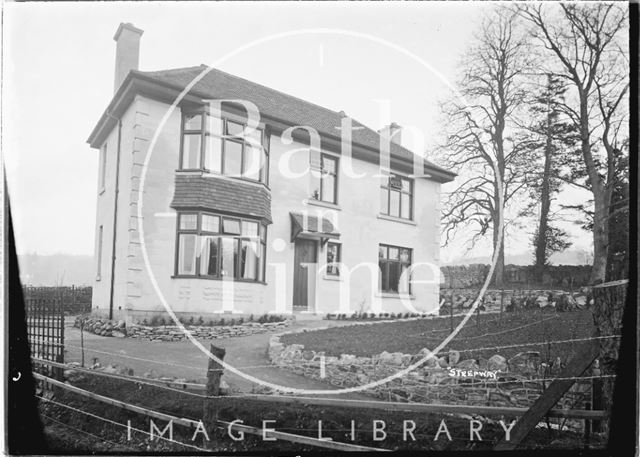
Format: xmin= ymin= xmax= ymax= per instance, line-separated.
xmin=113 ymin=23 xmax=144 ymax=94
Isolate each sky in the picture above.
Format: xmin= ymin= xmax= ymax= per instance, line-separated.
xmin=2 ymin=1 xmax=594 ymax=262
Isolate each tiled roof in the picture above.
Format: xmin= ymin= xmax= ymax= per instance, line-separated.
xmin=171 ymin=174 xmax=272 ymax=223
xmin=132 ymin=66 xmax=454 ymax=179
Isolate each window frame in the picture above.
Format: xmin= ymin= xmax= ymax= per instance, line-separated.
xmin=174 ymin=211 xmax=267 ymax=283
xmin=178 ymin=110 xmax=269 ymax=185
xmin=378 ymin=243 xmax=412 ymax=294
xmin=325 ymin=241 xmax=342 ymax=276
xmin=380 ymin=173 xmax=413 ymax=220
xmin=310 ymin=152 xmax=339 ymax=204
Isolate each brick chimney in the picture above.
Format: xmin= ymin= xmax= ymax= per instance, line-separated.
xmin=378 ymin=122 xmax=402 ymax=146
xmin=113 ymin=23 xmax=143 ymax=94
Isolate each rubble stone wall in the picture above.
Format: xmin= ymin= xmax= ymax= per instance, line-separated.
xmin=268 ymin=329 xmax=592 ymax=430
xmin=74 ymin=316 xmax=291 ymax=341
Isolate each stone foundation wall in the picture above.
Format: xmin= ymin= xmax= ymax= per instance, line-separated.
xmin=268 ymin=329 xmax=592 ymax=429
xmin=75 ymin=316 xmax=291 ymax=341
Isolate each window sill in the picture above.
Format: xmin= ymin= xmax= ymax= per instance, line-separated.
xmin=95 ymin=276 xmax=101 ymax=282
xmin=171 ymin=275 xmax=267 ymax=285
xmin=377 ymin=214 xmax=416 ymax=226
xmin=98 ymin=188 xmax=105 ymax=196
xmin=323 ymin=275 xmax=342 ymax=282
xmin=175 ymin=169 xmax=270 ymax=191
xmin=375 ymin=292 xmax=415 ymax=300
xmin=304 ymin=199 xmax=341 ymax=211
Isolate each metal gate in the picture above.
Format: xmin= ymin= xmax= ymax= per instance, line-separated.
xmin=26 ymin=297 xmax=65 ymax=379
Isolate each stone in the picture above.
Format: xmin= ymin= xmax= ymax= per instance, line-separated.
xmin=488 ymin=354 xmax=508 ymax=372
xmin=112 ymin=330 xmax=126 ymax=338
xmin=437 ymin=357 xmax=449 ymax=368
xmin=457 ymin=359 xmax=479 ymax=370
xmin=448 ymin=350 xmax=460 ymax=365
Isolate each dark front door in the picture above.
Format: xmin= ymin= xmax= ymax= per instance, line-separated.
xmin=293 ymin=239 xmax=317 ymax=310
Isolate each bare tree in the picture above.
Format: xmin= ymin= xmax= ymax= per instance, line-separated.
xmin=439 ymin=9 xmax=534 ymax=287
xmin=516 ymin=3 xmax=629 ymax=284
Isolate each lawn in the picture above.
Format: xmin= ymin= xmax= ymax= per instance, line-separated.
xmin=281 ymin=308 xmax=596 ymax=362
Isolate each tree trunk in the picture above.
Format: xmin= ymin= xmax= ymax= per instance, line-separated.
xmin=492 ymin=216 xmax=505 ymax=287
xmin=590 ymin=192 xmax=609 ymax=284
xmin=534 ymin=107 xmax=554 ymax=282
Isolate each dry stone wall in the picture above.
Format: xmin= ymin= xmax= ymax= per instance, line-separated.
xmin=268 ymin=327 xmax=592 ymax=430
xmin=74 ymin=316 xmax=291 ymax=341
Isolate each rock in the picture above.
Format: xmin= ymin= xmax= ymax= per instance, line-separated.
xmin=457 ymin=359 xmax=479 ymax=370
xmin=437 ymin=357 xmax=449 ymax=368
xmin=535 ymin=295 xmax=549 ymax=307
xmin=487 ymin=354 xmax=508 ymax=372
xmin=509 ymin=351 xmax=541 ymax=374
xmin=448 ymin=350 xmax=460 ymax=365
xmin=102 ymin=365 xmax=118 ymax=374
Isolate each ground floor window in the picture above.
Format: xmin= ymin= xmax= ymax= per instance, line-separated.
xmin=325 ymin=242 xmax=341 ymax=276
xmin=378 ymin=244 xmax=411 ymax=294
xmin=175 ymin=211 xmax=266 ymax=282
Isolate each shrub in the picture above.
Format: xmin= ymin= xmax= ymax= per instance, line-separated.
xmin=351 ymin=313 xmax=358 ymax=320
xmin=159 ymin=317 xmax=166 ymax=326
xmin=219 ymin=318 xmax=225 ymax=326
xmin=383 ymin=313 xmax=389 ymax=318
xmin=258 ymin=314 xmax=268 ymax=324
xmin=189 ymin=316 xmax=195 ymax=325
xmin=142 ymin=318 xmax=148 ymax=326
xmin=228 ymin=319 xmax=236 ymax=326
xmin=389 ymin=313 xmax=396 ymax=319
xmin=325 ymin=313 xmax=332 ymax=320
xmin=248 ymin=314 xmax=254 ymax=322
xmin=197 ymin=316 xmax=204 ymax=325
xmin=150 ymin=315 xmax=160 ymax=326
xmin=207 ymin=320 xmax=214 ymax=327
xmin=237 ymin=317 xmax=244 ymax=325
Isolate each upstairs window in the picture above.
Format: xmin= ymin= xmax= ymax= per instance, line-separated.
xmin=378 ymin=244 xmax=412 ymax=294
xmin=310 ymin=153 xmax=338 ymax=204
xmin=179 ymin=111 xmax=268 ymax=184
xmin=380 ymin=173 xmax=413 ymax=220
xmin=176 ymin=211 xmax=266 ymax=282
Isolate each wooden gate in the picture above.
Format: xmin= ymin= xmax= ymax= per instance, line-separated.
xmin=26 ymin=297 xmax=65 ymax=380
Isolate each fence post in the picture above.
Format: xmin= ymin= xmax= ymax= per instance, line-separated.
xmin=583 ymin=401 xmax=591 ymax=448
xmin=591 ymin=361 xmax=603 ymax=433
xmin=80 ymin=318 xmax=85 ymax=368
xmin=203 ymin=344 xmax=226 ymax=439
xmin=450 ymin=292 xmax=454 ymax=333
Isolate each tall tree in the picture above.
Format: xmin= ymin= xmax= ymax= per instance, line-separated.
xmin=516 ymin=3 xmax=629 ymax=284
xmin=439 ymin=9 xmax=533 ymax=287
xmin=526 ymin=74 xmax=575 ymax=281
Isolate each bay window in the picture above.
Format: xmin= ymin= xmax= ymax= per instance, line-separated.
xmin=179 ymin=111 xmax=269 ymax=184
xmin=175 ymin=212 xmax=267 ymax=282
xmin=381 ymin=173 xmax=413 ymax=220
xmin=378 ymin=244 xmax=412 ymax=294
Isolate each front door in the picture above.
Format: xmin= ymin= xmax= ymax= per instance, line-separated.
xmin=293 ymin=239 xmax=317 ymax=310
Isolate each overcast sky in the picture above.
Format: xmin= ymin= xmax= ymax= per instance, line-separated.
xmin=3 ymin=1 xmax=594 ymax=262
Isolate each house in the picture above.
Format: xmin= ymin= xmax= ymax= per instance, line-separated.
xmin=87 ymin=23 xmax=456 ymax=321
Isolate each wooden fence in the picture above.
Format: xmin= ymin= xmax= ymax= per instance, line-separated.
xmin=23 ymin=285 xmax=92 ymax=315
xmin=26 ymin=297 xmax=65 ymax=380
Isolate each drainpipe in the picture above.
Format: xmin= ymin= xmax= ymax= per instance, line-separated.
xmin=105 ymin=110 xmax=122 ymax=320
